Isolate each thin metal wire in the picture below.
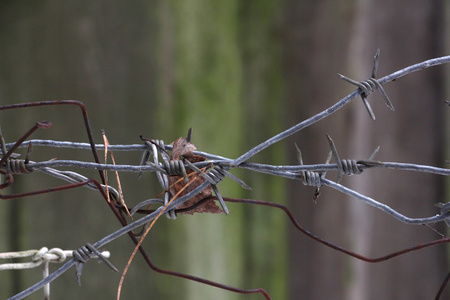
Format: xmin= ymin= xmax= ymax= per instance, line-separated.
xmin=322 ymin=178 xmax=450 ymax=225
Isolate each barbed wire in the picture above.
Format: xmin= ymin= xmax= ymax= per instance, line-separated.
xmin=0 ymin=247 xmax=112 ymax=300
xmin=2 ymin=52 xmax=450 ymax=299
xmin=4 ymin=138 xmax=450 ymax=226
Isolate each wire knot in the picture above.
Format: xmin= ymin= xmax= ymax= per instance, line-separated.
xmin=32 ymin=247 xmax=67 ymax=264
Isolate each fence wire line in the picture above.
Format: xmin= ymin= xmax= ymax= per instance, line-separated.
xmin=5 ymin=152 xmax=450 ymax=176
xmin=5 ymin=144 xmax=450 ymax=225
xmin=2 ymin=54 xmax=450 ymax=299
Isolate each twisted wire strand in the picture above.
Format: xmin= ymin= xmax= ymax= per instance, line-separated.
xmin=0 ymin=131 xmax=32 ymax=179
xmin=3 ymin=159 xmax=33 ymax=174
xmin=340 ymin=159 xmax=364 ymax=175
xmin=142 ymin=139 xmax=177 ymax=219
xmin=163 ymin=160 xmax=188 ymax=182
xmin=232 ymin=52 xmax=450 ymax=167
xmin=326 ymin=134 xmax=382 ymax=182
xmin=301 ymin=170 xmax=323 ymax=187
xmin=201 ymin=165 xmax=229 ymax=214
xmin=38 ymin=166 xmax=121 ymax=199
xmin=72 ymin=243 xmax=118 ymax=286
xmin=295 ymin=143 xmax=330 ymax=188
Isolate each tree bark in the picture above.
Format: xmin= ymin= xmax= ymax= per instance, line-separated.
xmin=282 ymin=0 xmax=448 ymax=299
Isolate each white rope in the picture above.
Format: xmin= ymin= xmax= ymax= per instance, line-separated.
xmin=1 ymin=247 xmax=111 ymax=300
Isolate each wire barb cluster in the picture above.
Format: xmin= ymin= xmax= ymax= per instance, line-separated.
xmin=326 ymin=133 xmax=381 ymax=181
xmin=139 ymin=138 xmax=179 ymax=219
xmin=73 ymin=243 xmax=118 ymax=286
xmin=338 ymin=49 xmax=395 ymax=120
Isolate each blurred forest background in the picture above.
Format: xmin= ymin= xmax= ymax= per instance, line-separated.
xmin=0 ymin=1 xmax=449 ymax=299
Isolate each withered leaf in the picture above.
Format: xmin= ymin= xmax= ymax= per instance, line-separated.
xmin=169 ymin=136 xmax=223 ymax=215
xmin=171 ymin=137 xmax=204 ymax=162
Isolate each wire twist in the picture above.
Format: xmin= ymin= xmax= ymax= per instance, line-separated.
xmin=202 ymin=165 xmax=226 ymax=185
xmin=140 ymin=138 xmax=178 ymax=219
xmin=5 ymin=159 xmax=33 ymax=174
xmin=163 ymin=159 xmax=188 ymax=182
xmin=338 ymin=49 xmax=395 ymax=120
xmin=340 ymin=159 xmax=364 ymax=175
xmin=0 ymin=132 xmax=34 ymax=193
xmin=73 ymin=243 xmax=118 ymax=286
xmin=198 ymin=164 xmax=230 ymax=214
xmin=301 ymin=170 xmax=323 ymax=187
xmin=326 ymin=134 xmax=381 ymax=182
xmin=295 ymin=143 xmax=330 ymax=188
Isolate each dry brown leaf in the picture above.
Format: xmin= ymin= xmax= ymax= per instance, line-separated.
xmin=169 ymin=137 xmax=223 ymax=215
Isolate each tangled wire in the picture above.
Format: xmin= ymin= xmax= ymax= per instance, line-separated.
xmin=1 ymin=51 xmax=450 ymax=299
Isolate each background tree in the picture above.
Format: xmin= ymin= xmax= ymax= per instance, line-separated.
xmin=283 ymin=0 xmax=448 ymax=299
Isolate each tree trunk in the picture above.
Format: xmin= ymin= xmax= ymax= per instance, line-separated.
xmin=345 ymin=1 xmax=447 ymax=299
xmin=0 ymin=1 xmax=286 ymax=299
xmin=282 ymin=0 xmax=448 ymax=299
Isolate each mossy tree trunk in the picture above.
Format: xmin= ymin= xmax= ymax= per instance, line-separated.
xmin=0 ymin=1 xmax=286 ymax=299
xmin=282 ymin=0 xmax=448 ymax=299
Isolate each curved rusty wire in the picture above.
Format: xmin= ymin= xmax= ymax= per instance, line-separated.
xmin=1 ymin=101 xmax=272 ymax=299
